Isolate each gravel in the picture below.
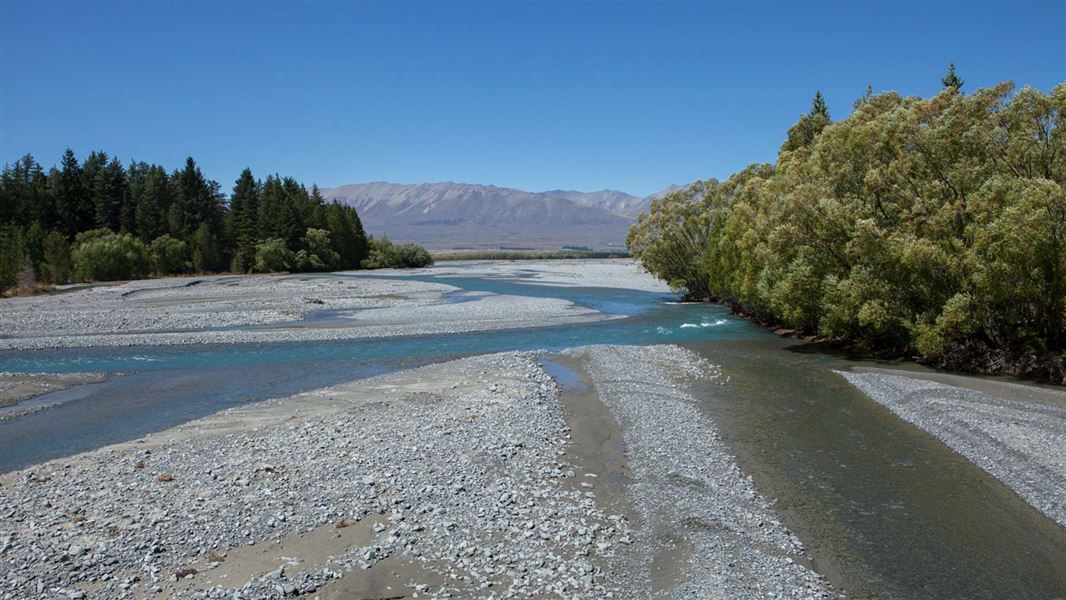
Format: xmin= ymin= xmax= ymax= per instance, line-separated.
xmin=838 ymin=370 xmax=1066 ymax=529
xmin=394 ymin=259 xmax=672 ymax=292
xmin=570 ymin=345 xmax=834 ymax=599
xmin=0 ymin=352 xmax=630 ymax=599
xmin=0 ymin=273 xmax=607 ymax=350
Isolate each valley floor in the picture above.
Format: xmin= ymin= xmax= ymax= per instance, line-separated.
xmin=0 ymin=345 xmax=833 ymax=599
xmin=0 ymin=260 xmax=1063 ymax=599
xmin=0 ymin=261 xmax=649 ymax=351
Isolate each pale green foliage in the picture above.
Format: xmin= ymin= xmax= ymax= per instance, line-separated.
xmin=292 ymin=228 xmax=341 ymax=272
xmin=361 ymin=236 xmax=434 ymax=269
xmin=148 ymin=234 xmax=189 ymax=275
xmin=72 ymin=229 xmax=149 ymax=282
xmin=253 ymin=238 xmax=294 ymax=273
xmin=630 ymin=81 xmax=1066 ymax=368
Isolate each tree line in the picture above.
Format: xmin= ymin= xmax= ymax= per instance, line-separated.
xmin=628 ymin=68 xmax=1066 ymax=380
xmin=0 ymin=151 xmax=432 ymax=292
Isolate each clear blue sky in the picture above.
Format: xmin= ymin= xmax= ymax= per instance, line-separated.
xmin=2 ymin=1 xmax=1063 ymax=196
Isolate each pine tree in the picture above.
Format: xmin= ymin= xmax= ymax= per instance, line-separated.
xmin=172 ymin=157 xmax=223 ymax=241
xmin=810 ymin=91 xmax=830 ymax=119
xmin=941 ymin=63 xmax=964 ymax=91
xmin=135 ymin=167 xmax=169 ymax=241
xmin=52 ymin=149 xmax=92 ymax=235
xmin=93 ymin=156 xmax=128 ymax=230
xmin=259 ymin=175 xmax=298 ymax=247
xmin=229 ymin=168 xmax=260 ymax=272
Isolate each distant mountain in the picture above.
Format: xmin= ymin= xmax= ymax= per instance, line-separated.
xmin=536 ymin=189 xmax=646 ymax=217
xmin=319 ymin=181 xmax=684 ymax=251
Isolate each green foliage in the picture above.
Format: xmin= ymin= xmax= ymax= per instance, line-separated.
xmin=148 ymin=234 xmax=189 ymax=275
xmin=72 ymin=229 xmax=149 ymax=282
xmin=362 ymin=236 xmax=434 ymax=269
xmin=253 ymin=238 xmax=294 ymax=273
xmin=630 ymin=81 xmax=1066 ymax=374
xmin=941 ymin=63 xmax=964 ymax=91
xmin=0 ymin=225 xmax=24 ymax=292
xmin=229 ymin=168 xmax=260 ymax=272
xmin=40 ymin=231 xmax=72 ymax=284
xmin=292 ymin=228 xmax=340 ymax=272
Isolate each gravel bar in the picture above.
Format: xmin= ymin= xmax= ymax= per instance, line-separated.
xmin=0 ymin=273 xmax=606 ymax=350
xmin=839 ymin=370 xmax=1066 ymax=529
xmin=570 ymin=345 xmax=834 ymax=599
xmin=0 ymin=352 xmax=630 ymax=599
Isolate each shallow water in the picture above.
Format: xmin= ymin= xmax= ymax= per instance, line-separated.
xmin=1 ymin=269 xmax=1064 ymax=598
xmin=692 ymin=338 xmax=1066 ymax=599
xmin=0 ymin=277 xmax=749 ymax=470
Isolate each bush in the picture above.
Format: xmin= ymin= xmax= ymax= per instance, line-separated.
xmin=254 ymin=238 xmax=293 ymax=273
xmin=361 ymin=236 xmax=434 ymax=269
xmin=148 ymin=235 xmax=189 ymax=275
xmin=293 ymin=228 xmax=340 ymax=272
xmin=72 ymin=230 xmax=149 ymax=282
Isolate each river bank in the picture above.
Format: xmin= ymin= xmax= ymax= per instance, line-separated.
xmin=840 ymin=368 xmax=1066 ymax=529
xmin=0 ymin=270 xmax=611 ymax=351
xmin=0 ymin=345 xmax=832 ymax=599
xmin=2 ymin=259 xmax=1063 ymax=598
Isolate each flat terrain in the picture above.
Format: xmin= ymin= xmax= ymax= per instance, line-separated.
xmin=2 ymin=260 xmax=1063 ymax=599
xmin=840 ymin=368 xmax=1066 ymax=529
xmin=0 ymin=268 xmax=613 ymax=350
xmin=0 ymin=346 xmax=831 ymax=599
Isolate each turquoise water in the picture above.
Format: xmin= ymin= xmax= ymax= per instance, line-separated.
xmin=2 ymin=270 xmax=1065 ymax=598
xmin=0 ymin=276 xmax=755 ymax=471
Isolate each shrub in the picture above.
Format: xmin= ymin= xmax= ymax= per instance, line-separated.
xmin=361 ymin=236 xmax=434 ymax=269
xmin=72 ymin=230 xmax=149 ymax=282
xmin=254 ymin=238 xmax=293 ymax=273
xmin=148 ymin=235 xmax=189 ymax=275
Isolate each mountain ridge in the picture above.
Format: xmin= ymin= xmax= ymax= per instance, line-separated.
xmin=319 ymin=181 xmax=679 ymax=250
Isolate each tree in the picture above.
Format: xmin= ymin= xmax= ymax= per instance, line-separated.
xmin=190 ymin=223 xmax=222 ymax=272
xmin=259 ymin=175 xmax=298 ymax=246
xmin=941 ymin=62 xmax=964 ymax=91
xmin=294 ymin=227 xmax=340 ymax=272
xmin=171 ymin=157 xmax=222 ymax=241
xmin=148 ymin=234 xmax=189 ymax=275
xmin=51 ymin=149 xmax=93 ymax=235
xmin=632 ymin=79 xmax=1066 ymax=379
xmin=361 ymin=236 xmax=434 ymax=269
xmin=254 ymin=238 xmax=294 ymax=272
xmin=229 ymin=168 xmax=260 ymax=272
xmin=811 ymin=90 xmax=830 ymax=120
xmin=93 ymin=156 xmax=128 ymax=230
xmin=71 ymin=229 xmax=149 ymax=282
xmin=135 ymin=166 xmax=169 ymax=241
xmin=0 ymin=225 xmax=24 ymax=293
xmin=40 ymin=231 xmax=72 ymax=284
xmin=781 ymin=92 xmax=832 ymax=153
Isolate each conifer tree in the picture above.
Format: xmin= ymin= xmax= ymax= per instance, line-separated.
xmin=229 ymin=168 xmax=260 ymax=271
xmin=93 ymin=156 xmax=128 ymax=230
xmin=259 ymin=175 xmax=298 ymax=247
xmin=941 ymin=63 xmax=964 ymax=91
xmin=52 ymin=149 xmax=92 ymax=235
xmin=810 ymin=90 xmax=830 ymax=119
xmin=135 ymin=167 xmax=169 ymax=241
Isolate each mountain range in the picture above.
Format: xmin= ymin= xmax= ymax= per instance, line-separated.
xmin=319 ymin=182 xmax=680 ymax=251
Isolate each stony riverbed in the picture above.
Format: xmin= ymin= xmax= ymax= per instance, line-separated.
xmin=0 ymin=271 xmax=607 ymax=350
xmin=839 ymin=370 xmax=1066 ymax=530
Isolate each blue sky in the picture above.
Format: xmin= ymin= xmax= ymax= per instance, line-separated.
xmin=2 ymin=1 xmax=1063 ymax=196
